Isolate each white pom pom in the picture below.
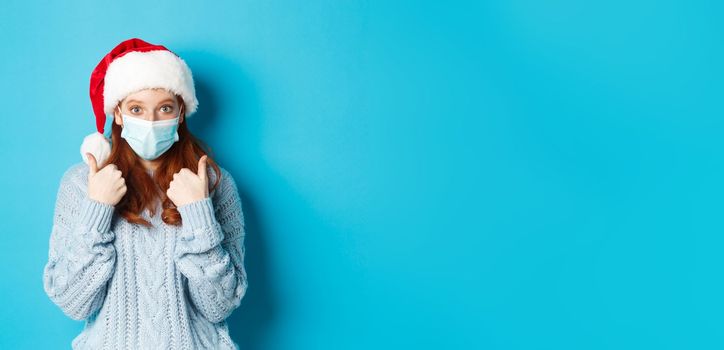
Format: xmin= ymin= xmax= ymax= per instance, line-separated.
xmin=80 ymin=132 xmax=111 ymax=166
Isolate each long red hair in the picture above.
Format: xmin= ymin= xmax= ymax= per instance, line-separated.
xmin=101 ymin=95 xmax=222 ymax=227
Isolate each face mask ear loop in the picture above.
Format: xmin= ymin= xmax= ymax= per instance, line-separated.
xmin=117 ymin=106 xmax=123 ymax=128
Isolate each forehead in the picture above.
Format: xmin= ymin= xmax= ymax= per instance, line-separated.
xmin=122 ymin=88 xmax=177 ymax=104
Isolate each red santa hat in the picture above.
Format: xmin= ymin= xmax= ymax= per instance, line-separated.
xmin=81 ymin=37 xmax=199 ymax=165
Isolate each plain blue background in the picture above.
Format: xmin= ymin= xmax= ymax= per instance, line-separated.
xmin=1 ymin=0 xmax=723 ymax=349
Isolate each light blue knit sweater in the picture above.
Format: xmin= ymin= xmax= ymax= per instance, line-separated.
xmin=42 ymin=161 xmax=248 ymax=350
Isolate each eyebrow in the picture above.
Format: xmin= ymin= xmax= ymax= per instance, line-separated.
xmin=125 ymin=98 xmax=176 ymax=105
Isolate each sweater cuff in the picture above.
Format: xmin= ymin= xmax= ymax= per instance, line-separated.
xmin=79 ymin=196 xmax=115 ymax=233
xmin=177 ymin=197 xmax=224 ymax=253
xmin=178 ymin=197 xmax=217 ymax=229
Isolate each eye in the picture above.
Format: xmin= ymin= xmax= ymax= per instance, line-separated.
xmin=130 ymin=106 xmax=142 ymax=113
xmin=161 ymin=105 xmax=174 ymax=113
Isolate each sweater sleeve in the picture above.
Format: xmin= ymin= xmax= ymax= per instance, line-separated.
xmin=174 ymin=169 xmax=248 ymax=323
xmin=42 ymin=167 xmax=117 ymax=321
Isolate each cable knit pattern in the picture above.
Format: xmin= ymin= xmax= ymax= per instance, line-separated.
xmin=42 ymin=161 xmax=248 ymax=350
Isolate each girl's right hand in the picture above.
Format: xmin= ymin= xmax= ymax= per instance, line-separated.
xmin=86 ymin=153 xmax=127 ymax=206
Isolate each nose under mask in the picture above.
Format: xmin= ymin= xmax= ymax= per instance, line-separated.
xmin=119 ymin=108 xmax=181 ymax=160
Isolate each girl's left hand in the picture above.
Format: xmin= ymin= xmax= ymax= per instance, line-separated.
xmin=167 ymin=155 xmax=209 ymax=207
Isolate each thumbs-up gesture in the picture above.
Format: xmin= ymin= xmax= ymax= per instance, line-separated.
xmin=86 ymin=153 xmax=127 ymax=206
xmin=167 ymin=155 xmax=210 ymax=207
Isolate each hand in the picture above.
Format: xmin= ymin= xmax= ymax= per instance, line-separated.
xmin=167 ymin=155 xmax=209 ymax=207
xmin=86 ymin=152 xmax=127 ymax=206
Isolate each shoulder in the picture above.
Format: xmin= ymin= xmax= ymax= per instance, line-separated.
xmin=210 ymin=166 xmax=245 ymax=231
xmin=53 ymin=162 xmax=90 ymax=209
xmin=59 ymin=161 xmax=90 ymax=193
xmin=210 ymin=165 xmax=241 ymax=203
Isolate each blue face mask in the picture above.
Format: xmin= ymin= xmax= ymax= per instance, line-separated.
xmin=119 ymin=108 xmax=181 ymax=160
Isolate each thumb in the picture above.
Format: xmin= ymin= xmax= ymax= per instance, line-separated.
xmin=86 ymin=152 xmax=98 ymax=175
xmin=197 ymin=155 xmax=208 ymax=182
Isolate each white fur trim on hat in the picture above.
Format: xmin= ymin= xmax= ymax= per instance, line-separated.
xmin=103 ymin=50 xmax=198 ymax=117
xmin=80 ymin=132 xmax=112 ymax=166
